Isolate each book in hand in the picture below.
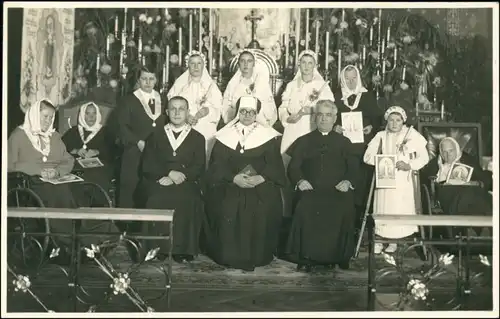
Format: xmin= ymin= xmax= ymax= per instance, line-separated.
xmin=77 ymin=157 xmax=104 ymax=168
xmin=40 ymin=173 xmax=84 ymax=185
xmin=238 ymin=164 xmax=258 ymax=177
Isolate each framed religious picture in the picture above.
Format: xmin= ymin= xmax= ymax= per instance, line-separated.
xmin=375 ymin=154 xmax=397 ymax=189
xmin=77 ymin=157 xmax=104 ymax=169
xmin=446 ymin=163 xmax=474 ymax=185
xmin=40 ymin=173 xmax=84 ymax=185
xmin=341 ymin=111 xmax=364 ymax=144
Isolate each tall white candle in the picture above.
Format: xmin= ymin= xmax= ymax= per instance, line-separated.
xmin=305 ymin=9 xmax=310 ymax=50
xmin=382 ymin=59 xmax=386 ymax=78
xmin=386 ymin=26 xmax=391 ymax=42
xmin=138 ymin=36 xmax=143 ymax=61
xmin=131 ymin=17 xmax=135 ymax=38
xmin=314 ymin=21 xmax=320 ymax=56
xmin=96 ymin=54 xmax=101 ymax=87
xmin=402 ymin=65 xmax=406 ymax=81
xmin=114 ymin=16 xmax=119 ymax=37
xmin=440 ymin=101 xmax=444 ymax=120
xmin=208 ymin=9 xmax=213 ymax=76
xmin=106 ymin=36 xmax=110 ymax=59
xmin=285 ymin=31 xmax=290 ymax=68
xmin=166 ymin=45 xmax=170 ymax=84
xmin=198 ymin=9 xmax=203 ymax=52
xmin=124 ymin=8 xmax=127 ymax=27
xmin=325 ymin=31 xmax=330 ymax=70
xmin=189 ymin=14 xmax=193 ymax=53
xmin=362 ymin=45 xmax=366 ymax=64
xmin=337 ymin=49 xmax=342 ymax=83
xmin=394 ymin=47 xmax=398 ymax=66
xmin=342 ymin=9 xmax=345 ymax=22
xmin=369 ymin=26 xmax=373 ymax=46
xmin=295 ymin=9 xmax=301 ymax=70
xmin=142 ymin=55 xmax=145 ymax=66
xmin=178 ymin=27 xmax=183 ymax=66
xmin=219 ymin=38 xmax=223 ymax=70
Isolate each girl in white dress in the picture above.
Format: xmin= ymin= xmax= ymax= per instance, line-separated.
xmin=168 ymin=51 xmax=223 ymax=164
xmin=363 ymin=106 xmax=430 ymax=254
xmin=222 ymin=49 xmax=277 ymax=127
xmin=278 ymin=50 xmax=334 ymax=168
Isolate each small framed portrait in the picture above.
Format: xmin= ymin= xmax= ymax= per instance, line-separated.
xmin=446 ymin=163 xmax=474 ymax=185
xmin=40 ymin=173 xmax=84 ymax=185
xmin=77 ymin=157 xmax=104 ymax=168
xmin=375 ymin=154 xmax=397 ymax=189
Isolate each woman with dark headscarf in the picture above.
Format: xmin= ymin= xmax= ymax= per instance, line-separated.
xmin=205 ymin=96 xmax=286 ymax=271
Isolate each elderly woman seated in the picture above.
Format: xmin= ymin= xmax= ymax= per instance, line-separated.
xmin=420 ymin=137 xmax=492 ymax=236
xmin=8 ymin=99 xmax=117 ymax=263
xmin=62 ymin=101 xmax=115 ymax=193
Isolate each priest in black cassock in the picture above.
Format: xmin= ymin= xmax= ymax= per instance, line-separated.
xmin=205 ymin=96 xmax=286 ymax=271
xmin=139 ymin=96 xmax=206 ymax=263
xmin=333 ymin=65 xmax=384 ymax=229
xmin=116 ymin=65 xmax=167 ymax=260
xmin=285 ymin=99 xmax=358 ymax=271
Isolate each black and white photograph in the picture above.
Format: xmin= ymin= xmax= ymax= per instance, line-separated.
xmin=375 ymin=154 xmax=397 ymax=188
xmin=2 ymin=2 xmax=497 ymax=316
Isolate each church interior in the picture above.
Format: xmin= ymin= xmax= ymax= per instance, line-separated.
xmin=4 ymin=6 xmax=495 ymax=313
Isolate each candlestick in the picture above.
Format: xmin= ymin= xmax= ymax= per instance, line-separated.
xmin=285 ymin=31 xmax=290 ymax=68
xmin=362 ymin=45 xmax=366 ymax=65
xmin=114 ymin=16 xmax=119 ymax=38
xmin=382 ymin=59 xmax=386 ymax=80
xmin=138 ymin=36 xmax=143 ymax=62
xmin=189 ymin=13 xmax=193 ymax=53
xmin=178 ymin=27 xmax=183 ymax=66
xmin=131 ymin=17 xmax=135 ymax=38
xmin=96 ymin=54 xmax=101 ymax=87
xmin=337 ymin=49 xmax=342 ymax=83
xmin=342 ymin=9 xmax=345 ymax=22
xmin=314 ymin=20 xmax=320 ymax=56
xmin=305 ymin=9 xmax=310 ymax=51
xmin=377 ymin=9 xmax=382 ymax=50
xmin=208 ymin=9 xmax=213 ymax=76
xmin=381 ymin=38 xmax=385 ymax=55
xmin=219 ymin=38 xmax=223 ymax=71
xmin=142 ymin=55 xmax=145 ymax=66
xmin=394 ymin=47 xmax=398 ymax=66
xmin=402 ymin=65 xmax=406 ymax=81
xmin=198 ymin=9 xmax=203 ymax=51
xmin=386 ymin=26 xmax=391 ymax=42
xmin=295 ymin=9 xmax=301 ymax=70
xmin=416 ymin=100 xmax=419 ymax=117
xmin=369 ymin=26 xmax=373 ymax=46
xmin=325 ymin=31 xmax=330 ymax=71
xmin=441 ymin=101 xmax=445 ymax=120
xmin=166 ymin=45 xmax=170 ymax=88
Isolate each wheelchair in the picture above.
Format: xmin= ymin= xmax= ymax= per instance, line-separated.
xmin=7 ymin=170 xmax=115 ymax=267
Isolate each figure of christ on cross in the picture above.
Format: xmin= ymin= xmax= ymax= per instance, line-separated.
xmin=245 ymin=9 xmax=264 ymax=49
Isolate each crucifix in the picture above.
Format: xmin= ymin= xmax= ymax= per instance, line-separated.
xmin=245 ymin=9 xmax=264 ymax=49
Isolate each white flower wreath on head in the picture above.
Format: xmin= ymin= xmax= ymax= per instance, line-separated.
xmin=184 ymin=50 xmax=206 ymax=68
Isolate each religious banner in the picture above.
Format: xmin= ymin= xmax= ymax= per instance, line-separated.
xmin=19 ymin=8 xmax=75 ymax=113
xmin=217 ymin=8 xmax=291 ymax=60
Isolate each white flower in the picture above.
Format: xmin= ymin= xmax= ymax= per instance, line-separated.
xmin=403 ymin=35 xmax=414 ymax=44
xmin=330 ymin=16 xmax=338 ymax=26
xmin=146 ymin=17 xmax=153 ymax=25
xmin=153 ymin=44 xmax=162 ymax=53
xmin=387 ymin=41 xmax=396 ymax=49
xmin=226 ymin=42 xmax=234 ymax=51
xmin=143 ymin=45 xmax=152 ymax=53
xmin=373 ymin=17 xmax=379 ymax=25
xmin=327 ymin=55 xmax=335 ymax=64
xmin=100 ymin=64 xmax=112 ymax=75
xmin=121 ymin=66 xmax=129 ymax=74
xmin=109 ymin=79 xmax=118 ymax=88
xmin=355 ymin=19 xmax=362 ymax=26
xmin=407 ymin=279 xmax=429 ymax=300
xmin=139 ymin=14 xmax=147 ymax=22
xmin=418 ymin=94 xmax=429 ymax=104
xmin=87 ymin=305 xmax=97 ymax=312
xmin=48 ymin=310 xmax=55 ymax=313
xmin=91 ymin=244 xmax=100 ymax=253
xmin=370 ymin=51 xmax=379 ymax=60
xmin=300 ymin=39 xmax=306 ymax=46
xmin=170 ymin=54 xmax=179 ymax=64
xmin=146 ymin=306 xmax=155 ymax=312
xmin=382 ymin=252 xmax=396 ymax=266
xmin=13 ymin=275 xmax=31 ymax=293
xmin=127 ymin=40 xmax=136 ymax=48
xmin=156 ymin=15 xmax=161 ymax=22
xmin=383 ymin=84 xmax=393 ymax=93
xmin=433 ymin=76 xmax=442 ymax=87
xmin=400 ymin=82 xmax=409 ymax=90
xmin=107 ymin=34 xmax=115 ymax=44
xmin=49 ymin=247 xmax=60 ymax=259
xmin=110 ymin=273 xmax=131 ymax=295
xmin=439 ymin=253 xmax=454 ymax=266
xmin=479 ymin=254 xmax=491 ymax=266
xmin=84 ymin=248 xmax=95 ymax=259
xmin=344 ymin=53 xmax=359 ymax=63
xmin=165 ymin=14 xmax=172 ymax=21
xmin=372 ymin=74 xmax=382 ymax=85
xmin=179 ymin=9 xmax=189 ymax=18
xmin=340 ymin=21 xmax=348 ymax=29
xmin=145 ymin=247 xmax=160 ymax=262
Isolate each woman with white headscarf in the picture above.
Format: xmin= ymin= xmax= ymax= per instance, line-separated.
xmin=420 ymin=137 xmax=492 ymax=236
xmin=167 ymin=50 xmax=223 ymax=163
xmin=62 ymin=101 xmax=115 ymax=192
xmin=222 ymin=49 xmax=277 ymax=127
xmin=363 ymin=106 xmax=429 ymax=254
xmin=279 ymin=50 xmax=335 ymax=166
xmin=334 ymin=65 xmax=384 ymax=228
xmin=204 ymin=96 xmax=286 ymax=272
